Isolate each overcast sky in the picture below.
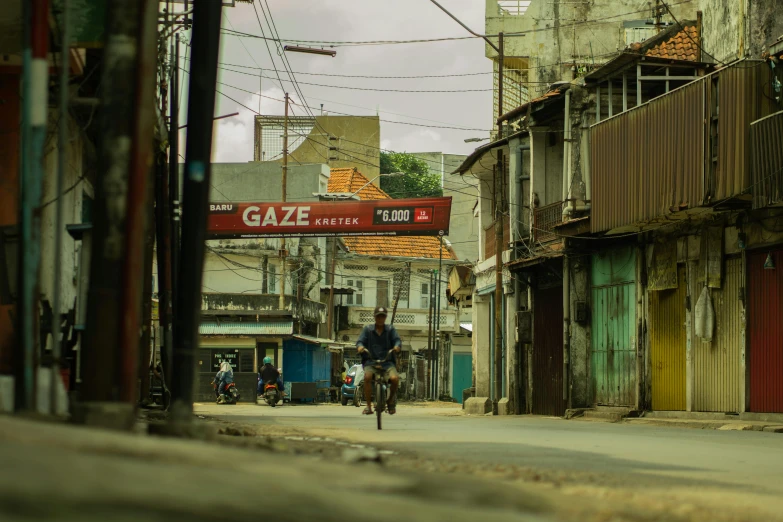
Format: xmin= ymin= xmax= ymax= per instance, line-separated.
xmin=191 ymin=0 xmax=492 ymax=163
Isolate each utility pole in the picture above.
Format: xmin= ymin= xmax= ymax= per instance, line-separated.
xmin=279 ymin=93 xmax=289 ymax=312
xmin=493 ymin=32 xmax=505 ymax=412
xmin=435 ymin=237 xmax=443 ymax=400
xmin=16 ymin=0 xmax=49 ymax=411
xmin=426 ymin=270 xmax=434 ymax=399
xmin=428 ymin=0 xmax=508 ymax=414
xmin=169 ymin=38 xmax=181 ymax=372
xmin=51 ymin=0 xmax=69 ymax=415
xmin=654 ymin=0 xmax=663 ymax=33
xmin=78 ymin=0 xmax=157 ymax=425
xmin=326 ymin=237 xmax=337 ymax=339
xmin=170 ymin=0 xmax=223 ymax=422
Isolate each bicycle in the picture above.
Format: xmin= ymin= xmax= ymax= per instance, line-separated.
xmin=365 ymin=350 xmax=395 ymax=430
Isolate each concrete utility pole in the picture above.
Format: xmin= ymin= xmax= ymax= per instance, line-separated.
xmin=493 ymin=33 xmax=505 ymax=411
xmin=428 ymin=0 xmax=509 ymax=414
xmin=16 ymin=0 xmax=50 ymax=412
xmin=171 ymin=0 xmax=223 ymax=422
xmin=279 ymin=93 xmax=289 ymax=311
xmin=79 ymin=0 xmax=157 ymax=425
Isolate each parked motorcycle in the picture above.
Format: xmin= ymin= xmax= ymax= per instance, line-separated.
xmin=213 ymin=380 xmax=240 ymax=404
xmin=263 ymin=382 xmax=280 ymax=407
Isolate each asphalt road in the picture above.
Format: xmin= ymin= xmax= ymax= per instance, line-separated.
xmin=196 ymin=401 xmax=783 ymax=519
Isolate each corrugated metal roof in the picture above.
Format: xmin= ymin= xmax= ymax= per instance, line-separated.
xmin=293 ymin=334 xmax=347 ymax=346
xmin=199 ymin=321 xmax=293 ymax=336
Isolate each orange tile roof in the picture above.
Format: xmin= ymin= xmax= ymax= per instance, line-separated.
xmin=328 ymin=168 xmax=457 ymax=260
xmin=645 ymin=25 xmax=700 ymax=61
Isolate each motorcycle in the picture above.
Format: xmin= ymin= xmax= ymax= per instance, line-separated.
xmin=263 ymin=382 xmax=280 ymax=407
xmin=212 ymin=380 xmax=240 ymax=404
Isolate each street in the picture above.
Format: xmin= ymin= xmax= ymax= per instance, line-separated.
xmin=196 ymin=401 xmax=783 ymax=521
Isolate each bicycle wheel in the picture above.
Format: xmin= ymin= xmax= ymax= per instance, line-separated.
xmin=375 ymin=382 xmax=384 ymax=430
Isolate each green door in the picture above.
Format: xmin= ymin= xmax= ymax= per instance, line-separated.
xmin=452 ymin=353 xmax=472 ymax=404
xmin=591 ymin=247 xmax=637 ymax=406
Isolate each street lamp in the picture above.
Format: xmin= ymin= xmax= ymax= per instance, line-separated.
xmin=284 ymin=45 xmax=337 ymax=58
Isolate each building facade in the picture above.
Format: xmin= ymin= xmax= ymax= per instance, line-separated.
xmin=461 ymin=2 xmax=783 ymax=416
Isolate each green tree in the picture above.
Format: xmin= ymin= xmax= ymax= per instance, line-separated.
xmin=379 ymin=151 xmax=443 ymax=198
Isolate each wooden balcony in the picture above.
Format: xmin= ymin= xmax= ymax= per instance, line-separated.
xmin=533 ymin=202 xmax=563 ymax=243
xmin=483 ymin=221 xmax=511 ymax=260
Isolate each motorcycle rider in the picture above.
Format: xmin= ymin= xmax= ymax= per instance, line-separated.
xmin=214 ymin=361 xmax=234 ymax=400
xmin=356 ymin=306 xmax=401 ymax=416
xmin=258 ymin=356 xmax=284 ymax=395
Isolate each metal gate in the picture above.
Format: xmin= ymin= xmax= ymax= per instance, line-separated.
xmin=691 ymin=257 xmax=743 ymax=413
xmin=649 ymin=266 xmax=687 ymax=411
xmin=532 ymin=285 xmax=565 ymax=416
xmin=748 ymin=250 xmax=783 ymax=413
xmin=452 ymin=353 xmax=472 ymax=404
xmin=591 ymin=248 xmax=637 ymax=406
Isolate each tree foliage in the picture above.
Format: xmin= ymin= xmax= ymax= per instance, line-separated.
xmin=379 ymin=151 xmax=443 ymax=199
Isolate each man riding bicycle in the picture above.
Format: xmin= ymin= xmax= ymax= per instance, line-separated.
xmin=356 ymin=306 xmax=402 ymax=416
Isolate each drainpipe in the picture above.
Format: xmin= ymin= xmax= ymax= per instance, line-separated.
xmin=562 ymin=87 xmax=573 ymax=218
xmin=582 ymin=119 xmax=592 ymax=212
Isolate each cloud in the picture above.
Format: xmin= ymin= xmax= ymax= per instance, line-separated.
xmin=210 ymin=1 xmax=490 ymax=162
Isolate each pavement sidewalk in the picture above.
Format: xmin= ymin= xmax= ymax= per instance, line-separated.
xmin=0 ymin=414 xmax=554 ymax=522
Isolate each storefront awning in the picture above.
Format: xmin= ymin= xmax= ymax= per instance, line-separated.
xmin=293 ymin=334 xmax=353 ymax=350
xmin=199 ymin=321 xmax=293 ymax=336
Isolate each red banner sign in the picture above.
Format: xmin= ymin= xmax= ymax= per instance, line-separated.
xmin=207 ymin=197 xmax=452 ymax=238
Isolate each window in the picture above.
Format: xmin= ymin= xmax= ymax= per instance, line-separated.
xmin=421 ymin=283 xmax=430 ymax=309
xmin=346 ymin=279 xmax=363 ymax=306
xmin=376 ymin=280 xmax=389 ymax=309
xmin=497 ymin=1 xmax=531 ymax=15
xmin=268 ymin=265 xmax=276 ymax=293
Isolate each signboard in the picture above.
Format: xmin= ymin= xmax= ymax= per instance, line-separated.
xmin=211 ymin=350 xmax=239 ymax=372
xmin=207 ymin=197 xmax=452 ymax=239
xmin=648 ymin=242 xmax=678 ymax=291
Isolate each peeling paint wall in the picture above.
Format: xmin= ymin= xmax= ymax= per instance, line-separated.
xmin=485 ymin=0 xmax=694 ymax=98
xmin=568 ymin=254 xmax=591 ymax=408
xmin=39 ymin=113 xmax=93 ymax=352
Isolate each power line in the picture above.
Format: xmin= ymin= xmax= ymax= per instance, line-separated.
xmin=215 ymin=80 xmax=494 ymax=131
xmin=209 ymin=59 xmax=493 ymax=80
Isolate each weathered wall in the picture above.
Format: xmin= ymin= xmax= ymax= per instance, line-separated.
xmin=39 ymin=114 xmax=92 ymax=351
xmin=190 ymin=162 xmax=330 ymax=203
xmin=473 ymin=295 xmax=491 ymax=397
xmin=485 ymin=0 xmax=693 ymax=97
xmin=269 ymin=115 xmax=381 ymax=181
xmin=568 ymin=253 xmax=591 ymax=408
xmin=410 ymin=152 xmax=476 ymax=263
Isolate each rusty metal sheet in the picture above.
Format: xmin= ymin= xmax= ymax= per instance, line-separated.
xmin=532 ymin=285 xmax=565 ymax=416
xmin=590 ymin=79 xmax=705 ymax=233
xmin=590 ymin=60 xmax=773 ymax=234
xmin=748 ymin=250 xmax=783 ymax=413
xmin=750 ymin=111 xmax=783 ymax=209
xmin=713 ymin=64 xmax=777 ymax=201
xmin=649 ymin=266 xmax=687 ymax=411
xmin=691 ymin=257 xmax=743 ymax=413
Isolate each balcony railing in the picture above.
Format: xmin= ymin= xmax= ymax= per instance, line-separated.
xmin=533 ymin=202 xmax=563 ymax=243
xmin=348 ymin=307 xmax=457 ymax=331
